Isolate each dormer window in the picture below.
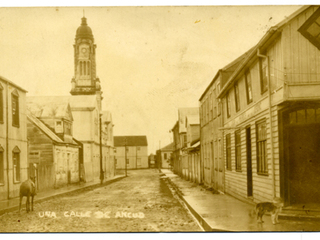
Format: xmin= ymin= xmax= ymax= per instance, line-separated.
xmin=55 ymin=121 xmax=63 ymax=133
xmin=299 ymin=8 xmax=320 ymax=50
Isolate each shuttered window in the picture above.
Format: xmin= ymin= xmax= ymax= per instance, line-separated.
xmin=0 ymin=83 xmax=3 ymax=123
xmin=13 ymin=147 xmax=21 ymax=182
xmin=0 ymin=146 xmax=4 ymax=184
xmin=256 ymin=120 xmax=268 ymax=174
xmin=12 ymin=90 xmax=19 ymax=128
xmin=234 ymin=82 xmax=240 ymax=112
xmin=259 ymin=58 xmax=268 ymax=94
xmin=226 ymin=134 xmax=231 ymax=170
xmin=245 ymin=71 xmax=253 ymax=104
xmin=235 ymin=130 xmax=241 ymax=171
xmin=226 ymin=91 xmax=231 ymax=118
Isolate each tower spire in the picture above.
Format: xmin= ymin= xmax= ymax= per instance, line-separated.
xmin=83 ymin=9 xmax=85 ymax=17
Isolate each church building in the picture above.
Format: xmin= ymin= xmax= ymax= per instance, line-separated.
xmin=27 ymin=16 xmax=115 ymax=184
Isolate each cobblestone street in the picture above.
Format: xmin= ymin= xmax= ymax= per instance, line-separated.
xmin=0 ymin=169 xmax=201 ymax=232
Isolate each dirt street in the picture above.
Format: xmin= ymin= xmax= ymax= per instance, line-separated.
xmin=0 ymin=169 xmax=202 ymax=232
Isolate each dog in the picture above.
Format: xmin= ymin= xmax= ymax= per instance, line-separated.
xmin=251 ymin=197 xmax=284 ymax=224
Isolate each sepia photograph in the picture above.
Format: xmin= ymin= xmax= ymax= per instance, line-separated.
xmin=0 ymin=2 xmax=320 ymax=234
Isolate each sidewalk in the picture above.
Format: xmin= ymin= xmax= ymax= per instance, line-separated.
xmin=0 ymin=175 xmax=125 ymax=215
xmin=161 ymin=169 xmax=320 ymax=232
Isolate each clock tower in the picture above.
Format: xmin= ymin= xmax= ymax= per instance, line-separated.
xmin=70 ymin=17 xmax=102 ymax=109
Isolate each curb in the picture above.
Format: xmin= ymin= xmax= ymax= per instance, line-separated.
xmin=161 ymin=170 xmax=320 ymax=227
xmin=0 ymin=175 xmax=126 ymax=216
xmin=162 ymin=174 xmax=223 ymax=232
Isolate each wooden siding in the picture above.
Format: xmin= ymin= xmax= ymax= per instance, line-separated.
xmin=283 ymin=6 xmax=320 ymax=84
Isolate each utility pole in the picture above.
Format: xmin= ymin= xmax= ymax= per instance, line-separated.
xmin=125 ymin=137 xmax=127 ymax=177
xmin=99 ymin=114 xmax=104 ymax=184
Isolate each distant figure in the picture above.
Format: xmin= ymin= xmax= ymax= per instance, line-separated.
xmin=19 ymin=178 xmax=36 ymax=214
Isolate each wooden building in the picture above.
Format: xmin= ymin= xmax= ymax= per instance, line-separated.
xmin=216 ymin=6 xmax=320 ymax=207
xmin=199 ymin=51 xmax=252 ymax=192
xmin=0 ymin=75 xmax=28 ymax=200
xmin=156 ymin=142 xmax=174 ymax=169
xmin=187 ymin=139 xmax=201 ymax=183
xmin=27 ymin=110 xmax=80 ymax=191
xmin=184 ymin=115 xmax=200 ymax=181
xmin=171 ymin=108 xmax=199 ymax=176
xmin=114 ymin=136 xmax=148 ymax=170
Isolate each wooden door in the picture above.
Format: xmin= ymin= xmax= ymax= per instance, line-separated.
xmin=246 ymin=127 xmax=253 ymax=197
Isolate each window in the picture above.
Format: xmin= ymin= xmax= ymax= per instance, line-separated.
xmin=206 ymin=98 xmax=209 ymax=123
xmin=12 ymin=90 xmax=19 ymax=127
xmin=256 ymin=120 xmax=268 ymax=174
xmin=126 ymin=158 xmax=129 ymax=165
xmin=137 ymin=158 xmax=141 ymax=166
xmin=245 ymin=71 xmax=253 ymax=104
xmin=137 ymin=147 xmax=140 ymax=151
xmin=0 ymin=83 xmax=3 ymax=123
xmin=235 ymin=130 xmax=241 ymax=171
xmin=115 ymin=158 xmax=117 ymax=165
xmin=234 ymin=82 xmax=240 ymax=112
xmin=184 ymin=134 xmax=187 ymax=147
xmin=55 ymin=121 xmax=63 ymax=133
xmin=218 ymin=100 xmax=221 ymax=116
xmin=209 ymin=93 xmax=213 ymax=120
xmin=298 ymin=8 xmax=320 ymax=50
xmin=226 ymin=91 xmax=231 ymax=118
xmin=13 ymin=146 xmax=21 ymax=182
xmin=64 ymin=122 xmax=72 ymax=135
xmin=217 ymin=82 xmax=220 ymax=94
xmin=259 ymin=58 xmax=268 ymax=94
xmin=0 ymin=146 xmax=3 ymax=184
xmin=226 ymin=134 xmax=231 ymax=170
xmin=164 ymin=153 xmax=167 ymax=159
xmin=213 ymin=88 xmax=217 ymax=118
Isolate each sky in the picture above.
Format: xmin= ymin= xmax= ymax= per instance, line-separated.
xmin=0 ymin=5 xmax=302 ymax=154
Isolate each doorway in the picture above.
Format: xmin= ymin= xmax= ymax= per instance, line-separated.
xmin=246 ymin=127 xmax=253 ymax=197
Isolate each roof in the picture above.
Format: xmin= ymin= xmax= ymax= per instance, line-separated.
xmin=27 ymin=96 xmax=73 ymax=121
xmin=27 ymin=95 xmax=98 ymax=112
xmin=199 ymin=47 xmax=254 ymax=101
xmin=76 ymin=17 xmax=94 ymax=40
xmin=218 ymin=5 xmax=312 ymax=98
xmin=114 ymin=136 xmax=148 ymax=147
xmin=160 ymin=142 xmax=174 ymax=151
xmin=27 ymin=113 xmax=79 ymax=145
xmin=27 ymin=114 xmax=63 ymax=143
xmin=186 ymin=115 xmax=200 ymax=126
xmin=178 ymin=108 xmax=199 ymax=133
xmin=0 ymin=75 xmax=27 ymax=92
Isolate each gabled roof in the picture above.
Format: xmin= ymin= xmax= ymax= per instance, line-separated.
xmin=114 ymin=136 xmax=148 ymax=147
xmin=27 ymin=96 xmax=73 ymax=121
xmin=160 ymin=142 xmax=174 ymax=151
xmin=27 ymin=95 xmax=98 ymax=113
xmin=0 ymin=75 xmax=27 ymax=92
xmin=199 ymin=46 xmax=254 ymax=101
xmin=27 ymin=114 xmax=64 ymax=143
xmin=27 ymin=113 xmax=79 ymax=146
xmin=218 ymin=5 xmax=312 ymax=98
xmin=178 ymin=108 xmax=199 ymax=133
xmin=186 ymin=115 xmax=200 ymax=126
